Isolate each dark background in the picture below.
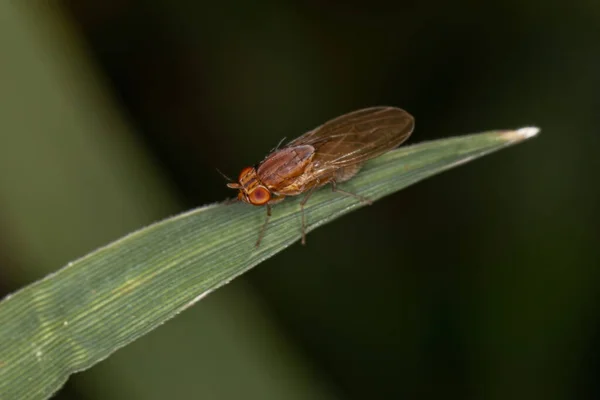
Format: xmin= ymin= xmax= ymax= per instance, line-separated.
xmin=1 ymin=1 xmax=599 ymax=399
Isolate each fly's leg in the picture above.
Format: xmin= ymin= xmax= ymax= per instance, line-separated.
xmin=255 ymin=196 xmax=285 ymax=248
xmin=255 ymin=204 xmax=272 ymax=248
xmin=330 ymin=180 xmax=373 ymax=205
xmin=299 ymin=179 xmax=370 ymax=245
xmin=299 ymin=182 xmax=320 ymax=245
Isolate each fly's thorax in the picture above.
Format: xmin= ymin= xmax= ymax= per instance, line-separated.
xmin=256 ymin=145 xmax=315 ymax=190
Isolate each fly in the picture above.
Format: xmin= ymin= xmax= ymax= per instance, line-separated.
xmin=227 ymin=106 xmax=415 ymax=247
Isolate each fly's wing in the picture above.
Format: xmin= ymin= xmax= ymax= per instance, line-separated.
xmin=286 ymin=107 xmax=414 ymax=172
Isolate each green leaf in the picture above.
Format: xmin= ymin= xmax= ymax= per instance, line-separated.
xmin=0 ymin=127 xmax=538 ymax=400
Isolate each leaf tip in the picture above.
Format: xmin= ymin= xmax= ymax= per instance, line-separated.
xmin=501 ymin=126 xmax=540 ymax=142
xmin=516 ymin=126 xmax=540 ymax=139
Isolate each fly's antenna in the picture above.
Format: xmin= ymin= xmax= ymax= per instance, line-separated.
xmin=216 ymin=168 xmax=233 ymax=182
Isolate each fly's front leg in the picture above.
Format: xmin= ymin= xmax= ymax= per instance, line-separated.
xmin=256 ymin=196 xmax=285 ymax=248
xmin=255 ymin=204 xmax=272 ymax=248
xmin=330 ymin=180 xmax=373 ymax=205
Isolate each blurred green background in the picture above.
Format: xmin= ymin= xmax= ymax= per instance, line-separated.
xmin=1 ymin=1 xmax=599 ymax=399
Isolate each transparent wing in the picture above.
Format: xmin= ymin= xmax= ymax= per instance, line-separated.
xmin=286 ymin=107 xmax=414 ymax=170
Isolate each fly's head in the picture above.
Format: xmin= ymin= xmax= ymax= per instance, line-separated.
xmin=227 ymin=166 xmax=272 ymax=206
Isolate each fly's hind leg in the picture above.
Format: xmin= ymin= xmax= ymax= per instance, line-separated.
xmin=298 ymin=175 xmax=371 ymax=246
xmin=329 ymin=164 xmax=372 ymax=205
xmin=330 ymin=180 xmax=373 ymax=206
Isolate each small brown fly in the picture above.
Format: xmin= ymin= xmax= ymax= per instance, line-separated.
xmin=227 ymin=106 xmax=414 ymax=247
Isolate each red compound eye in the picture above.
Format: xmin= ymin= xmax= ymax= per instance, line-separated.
xmin=248 ymin=186 xmax=271 ymax=205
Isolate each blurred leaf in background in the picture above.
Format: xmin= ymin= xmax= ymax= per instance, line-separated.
xmin=1 ymin=0 xmax=599 ymax=400
xmin=0 ymin=2 xmax=337 ymax=400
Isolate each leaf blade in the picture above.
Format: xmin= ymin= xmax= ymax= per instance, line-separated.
xmin=0 ymin=128 xmax=538 ymax=400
